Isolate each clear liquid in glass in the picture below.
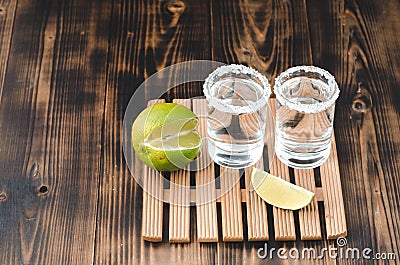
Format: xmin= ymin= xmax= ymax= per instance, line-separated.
xmin=275 ymin=77 xmax=335 ymax=168
xmin=207 ymin=78 xmax=267 ymax=168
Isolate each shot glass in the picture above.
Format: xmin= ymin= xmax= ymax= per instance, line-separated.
xmin=274 ymin=66 xmax=340 ymax=169
xmin=203 ymin=64 xmax=271 ymax=169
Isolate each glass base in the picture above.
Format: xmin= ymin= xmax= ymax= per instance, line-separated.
xmin=275 ymin=146 xmax=331 ymax=169
xmin=207 ymin=139 xmax=264 ymax=169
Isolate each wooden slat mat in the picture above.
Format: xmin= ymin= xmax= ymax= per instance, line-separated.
xmin=141 ymin=98 xmax=347 ymax=242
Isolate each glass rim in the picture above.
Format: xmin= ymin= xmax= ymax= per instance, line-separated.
xmin=203 ymin=64 xmax=271 ymax=114
xmin=274 ymin=65 xmax=340 ymax=114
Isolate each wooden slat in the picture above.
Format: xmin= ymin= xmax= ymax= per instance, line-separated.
xmin=142 ymin=99 xmax=165 ymax=242
xmin=270 ymin=156 xmax=297 ymax=241
xmin=169 ymin=169 xmax=191 ymax=243
xmin=245 ymin=159 xmax=269 ymax=241
xmin=320 ymin=134 xmax=347 ymax=239
xmin=192 ymin=99 xmax=218 ymax=242
xmin=268 ymin=99 xmax=296 ymax=241
xmin=142 ymin=167 xmax=164 ymax=242
xmin=294 ymin=169 xmax=322 ymax=240
xmin=220 ymin=168 xmax=243 ymax=241
xmin=169 ymin=99 xmax=191 ymax=243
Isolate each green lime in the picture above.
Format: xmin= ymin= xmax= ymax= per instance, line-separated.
xmin=132 ymin=103 xmax=201 ymax=171
xmin=250 ymin=167 xmax=315 ymax=210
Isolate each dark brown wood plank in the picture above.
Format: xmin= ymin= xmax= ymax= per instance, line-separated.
xmin=209 ymin=0 xmax=343 ymax=264
xmin=210 ymin=0 xmax=277 ymax=76
xmin=306 ymin=0 xmax=400 ymax=262
xmin=0 ymin=1 xmax=60 ymax=263
xmin=95 ymin=0 xmax=213 ymax=263
xmin=0 ymin=0 xmax=17 ymax=102
xmin=311 ymin=0 xmax=394 ymax=260
xmin=0 ymin=0 xmax=110 ymax=264
xmin=210 ymin=0 xmax=317 ymax=80
xmin=0 ymin=0 xmax=398 ymax=264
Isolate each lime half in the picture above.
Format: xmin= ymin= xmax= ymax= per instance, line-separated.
xmin=250 ymin=167 xmax=315 ymax=210
xmin=132 ymin=103 xmax=201 ymax=171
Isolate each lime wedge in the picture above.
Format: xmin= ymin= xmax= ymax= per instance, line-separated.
xmin=250 ymin=167 xmax=315 ymax=210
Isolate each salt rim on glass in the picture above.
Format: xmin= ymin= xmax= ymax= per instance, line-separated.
xmin=203 ymin=64 xmax=271 ymax=115
xmin=274 ymin=65 xmax=340 ymax=114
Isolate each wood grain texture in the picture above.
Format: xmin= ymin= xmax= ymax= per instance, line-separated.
xmin=244 ymin=159 xmax=269 ymax=241
xmin=294 ymin=169 xmax=322 ymax=240
xmin=335 ymin=1 xmax=400 ymax=263
xmin=95 ymin=0 xmax=214 ymax=263
xmin=210 ymin=0 xmax=397 ymax=263
xmin=192 ymin=99 xmax=218 ymax=242
xmin=219 ymin=167 xmax=243 ymax=242
xmin=0 ymin=0 xmax=16 ymax=103
xmin=142 ymin=167 xmax=164 ymax=242
xmin=0 ymin=0 xmax=399 ymax=264
xmin=0 ymin=0 xmax=110 ymax=264
xmin=169 ymin=168 xmax=191 ymax=243
xmin=141 ymin=99 xmax=165 ymax=243
xmin=269 ymin=156 xmax=296 ymax=241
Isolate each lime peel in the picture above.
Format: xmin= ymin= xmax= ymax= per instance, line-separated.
xmin=250 ymin=167 xmax=315 ymax=210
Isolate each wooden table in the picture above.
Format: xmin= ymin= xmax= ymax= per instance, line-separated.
xmin=0 ymin=0 xmax=399 ymax=264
